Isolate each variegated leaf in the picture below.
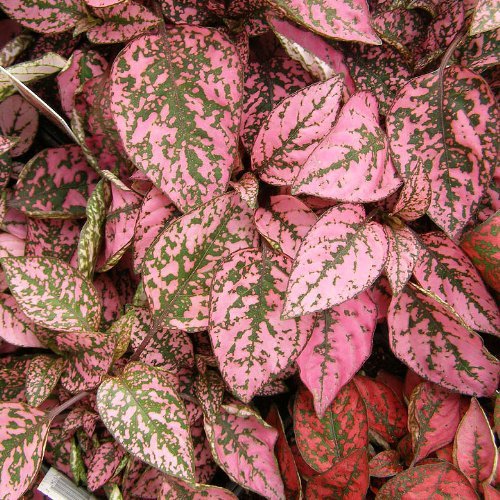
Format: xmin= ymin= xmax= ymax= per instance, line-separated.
xmin=388 ymin=285 xmax=499 ymax=396
xmin=0 ymin=402 xmax=52 ymax=499
xmin=0 ymin=356 xmax=30 ymax=402
xmin=292 ymin=92 xmax=402 ymax=202
xmin=142 ymin=191 xmax=258 ymax=331
xmin=110 ymin=29 xmax=243 ymax=213
xmin=354 ymin=375 xmax=408 ymax=444
xmin=194 ymin=369 xmax=224 ymax=423
xmin=252 ymin=76 xmax=344 ymax=187
xmin=88 ymin=2 xmax=161 ymax=45
xmin=470 ymin=0 xmax=500 ymax=36
xmin=0 ymin=95 xmax=38 ymax=157
xmin=377 ymin=462 xmax=479 ymax=499
xmin=97 ymin=361 xmax=195 ymax=482
xmin=414 ymin=231 xmax=500 ymax=335
xmin=267 ymin=0 xmax=380 ymax=44
xmin=266 ymin=405 xmax=302 ymax=500
xmin=0 ymin=0 xmax=84 ymax=34
xmin=283 ymin=204 xmax=388 ymax=318
xmin=297 ymin=292 xmax=377 ymax=417
xmin=0 ymin=256 xmax=102 ymax=332
xmin=159 ymin=0 xmax=218 ymax=25
xmin=26 ymin=218 xmax=80 ymax=262
xmin=159 ymin=476 xmax=237 ymax=499
xmin=294 ymin=382 xmax=368 ymax=473
xmin=454 ymin=398 xmax=497 ymax=490
xmin=56 ymin=330 xmax=114 ymax=393
xmin=0 ymin=292 xmax=44 ymax=347
xmin=387 ymin=65 xmax=497 ymax=239
xmin=254 ymin=195 xmax=317 ymax=259
xmin=133 ymin=186 xmax=180 ymax=273
xmin=241 ymin=56 xmax=314 ymax=151
xmin=229 ymin=172 xmax=259 ymax=210
xmin=383 ymin=224 xmax=420 ymax=296
xmin=210 ymin=247 xmax=314 ymax=402
xmin=391 ymin=159 xmax=431 ymax=221
xmin=205 ymin=403 xmax=285 ymax=500
xmin=369 ymin=450 xmax=403 ymax=478
xmin=0 ymin=31 xmax=33 ymax=68
xmin=93 ymin=274 xmax=122 ymax=329
xmin=26 ymin=355 xmax=65 ymax=407
xmin=461 ymin=211 xmax=500 ymax=293
xmin=408 ymin=381 xmax=461 ymax=464
xmin=12 ymin=145 xmax=99 ymax=219
xmin=87 ymin=441 xmax=126 ymax=491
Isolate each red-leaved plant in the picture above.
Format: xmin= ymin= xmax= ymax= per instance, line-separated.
xmin=0 ymin=0 xmax=498 ymax=498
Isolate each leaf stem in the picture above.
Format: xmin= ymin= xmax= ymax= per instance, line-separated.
xmin=47 ymin=392 xmax=89 ymax=421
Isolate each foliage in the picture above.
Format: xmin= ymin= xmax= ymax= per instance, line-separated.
xmin=0 ymin=0 xmax=498 ymax=498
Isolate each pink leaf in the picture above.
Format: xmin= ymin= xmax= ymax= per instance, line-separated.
xmin=283 ymin=204 xmax=388 ymax=317
xmin=205 ymin=403 xmax=285 ymax=500
xmin=383 ymin=224 xmax=420 ymax=296
xmin=414 ymin=231 xmax=500 ymax=335
xmin=408 ymin=381 xmax=461 ymax=464
xmin=142 ymin=191 xmax=258 ymax=331
xmin=26 ymin=355 xmax=65 ymax=407
xmin=86 ymin=441 xmax=126 ymax=491
xmin=229 ymin=172 xmax=259 ymax=210
xmin=159 ymin=476 xmax=237 ymax=499
xmin=388 ymin=285 xmax=499 ymax=396
xmin=297 ymin=291 xmax=377 ymax=417
xmin=292 ymin=92 xmax=402 ymax=203
xmin=294 ymin=382 xmax=368 ymax=473
xmin=209 ymin=247 xmax=314 ymax=402
xmin=252 ymin=76 xmax=344 ymax=186
xmin=387 ymin=65 xmax=497 ymax=239
xmin=254 ymin=195 xmax=317 ymax=259
xmin=369 ymin=450 xmax=403 ymax=478
xmin=454 ymin=398 xmax=497 ymax=490
xmin=267 ymin=0 xmax=381 ymax=44
xmin=110 ymin=29 xmax=243 ymax=213
xmin=0 ymin=256 xmax=102 ymax=332
xmin=469 ymin=0 xmax=499 ymax=35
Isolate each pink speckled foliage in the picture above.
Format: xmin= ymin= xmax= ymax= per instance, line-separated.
xmin=0 ymin=2 xmax=498 ymax=498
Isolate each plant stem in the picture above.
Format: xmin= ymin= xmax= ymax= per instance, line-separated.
xmin=47 ymin=392 xmax=89 ymax=421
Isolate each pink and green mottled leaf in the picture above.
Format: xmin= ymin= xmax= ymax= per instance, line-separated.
xmin=26 ymin=218 xmax=80 ymax=262
xmin=56 ymin=330 xmax=114 ymax=393
xmin=44 ymin=427 xmax=73 ymax=480
xmin=159 ymin=476 xmax=237 ymax=499
xmin=194 ymin=369 xmax=225 ymax=422
xmin=369 ymin=450 xmax=403 ymax=478
xmin=93 ymin=273 xmax=122 ymax=328
xmin=0 ymin=402 xmax=51 ymax=499
xmin=267 ymin=14 xmax=355 ymax=90
xmin=159 ymin=0 xmax=218 ymax=25
xmin=96 ymin=184 xmax=142 ymax=273
xmin=267 ymin=0 xmax=380 ymax=44
xmin=454 ymin=398 xmax=497 ymax=490
xmin=97 ymin=361 xmax=195 ymax=482
xmin=386 ymin=65 xmax=497 ymax=240
xmin=305 ymin=448 xmax=369 ymax=499
xmin=133 ymin=186 xmax=180 ymax=273
xmin=408 ymin=381 xmax=461 ymax=464
xmin=0 ymin=232 xmax=24 ymax=259
xmin=391 ymin=160 xmax=431 ymax=221
xmin=56 ymin=49 xmax=108 ymax=118
xmin=292 ymin=92 xmax=402 ymax=202
xmin=209 ymin=246 xmax=314 ymax=402
xmin=283 ymin=204 xmax=388 ymax=318
xmin=88 ymin=2 xmax=161 ymax=45
xmin=457 ymin=31 xmax=500 ymax=73
xmin=229 ymin=172 xmax=259 ymax=210
xmin=252 ymin=76 xmax=344 ymax=186
xmin=142 ymin=191 xmax=257 ymax=331
xmin=205 ymin=403 xmax=285 ymax=500
xmin=110 ymin=28 xmax=243 ymax=213
xmin=255 ymin=195 xmax=317 ymax=259
xmin=0 ymin=95 xmax=38 ymax=157
xmin=26 ymin=355 xmax=65 ymax=407
xmin=383 ymin=224 xmax=420 ymax=296
xmin=470 ymin=0 xmax=500 ymax=36
xmin=0 ymin=0 xmax=84 ymax=34
xmin=376 ymin=462 xmax=479 ymax=499
xmin=241 ymin=56 xmax=314 ymax=151
xmin=460 ymin=211 xmax=500 ymax=293
xmin=294 ymin=382 xmax=368 ymax=473
xmin=354 ymin=375 xmax=408 ymax=444
xmin=0 ymin=355 xmax=30 ymax=402
xmin=297 ymin=291 xmax=377 ymax=417
xmin=0 ymin=293 xmax=44 ymax=347
xmin=414 ymin=231 xmax=500 ymax=335
xmin=0 ymin=256 xmax=102 ymax=332
xmin=12 ymin=145 xmax=99 ymax=219
xmin=387 ymin=285 xmax=499 ymax=396
xmin=266 ymin=405 xmax=302 ymax=500
xmin=87 ymin=441 xmax=126 ymax=491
